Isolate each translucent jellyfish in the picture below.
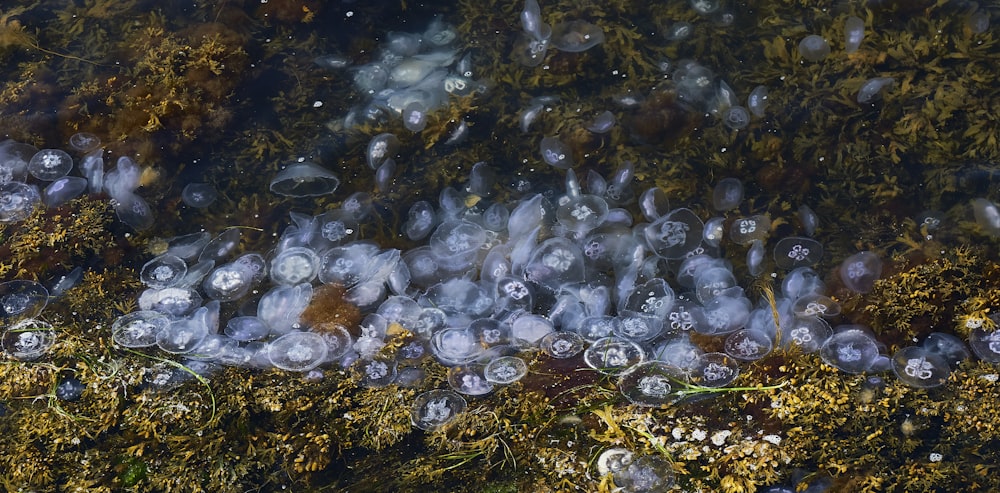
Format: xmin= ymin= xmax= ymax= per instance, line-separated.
xmin=525 ymin=239 xmax=584 ymax=291
xmin=484 ymin=356 xmax=528 ymax=384
xmin=724 ymin=328 xmax=773 ymax=361
xmin=747 ymin=239 xmax=766 ymax=277
xmin=181 ymin=183 xmax=218 ymax=208
xmin=156 ymin=316 xmax=210 ymax=354
xmin=511 ymin=314 xmax=553 ymax=345
xmin=644 ymin=208 xmax=704 ymax=259
xmin=103 ymin=156 xmax=141 ymax=200
xmin=42 ymin=176 xmax=87 ymax=207
xmin=781 ymin=266 xmax=825 ymax=299
xmin=318 ymin=242 xmax=378 ymax=287
xmin=257 ymin=283 xmax=313 ymax=335
xmin=891 ymin=346 xmax=950 ymax=388
xmin=691 ymin=294 xmax=751 ymax=335
xmin=584 ymin=337 xmax=645 ymax=374
xmin=430 ymin=327 xmax=484 ymax=366
xmin=819 ymin=327 xmax=880 ymax=373
xmin=666 ymin=21 xmax=693 ymax=41
xmin=366 ymin=133 xmax=400 ymax=170
xmin=467 ymin=161 xmax=497 ymax=197
xmin=55 ymin=376 xmax=85 ymax=401
xmin=0 ymin=181 xmax=41 ymax=223
xmin=615 ymin=315 xmax=663 ymax=342
xmin=404 ymin=201 xmax=438 ymax=241
xmin=722 ymin=106 xmax=750 ymax=130
xmin=482 ymin=203 xmax=509 ymax=233
xmin=411 ymin=389 xmax=467 ymax=431
xmin=838 ymin=251 xmax=882 ymax=293
xmin=540 ymin=331 xmax=584 ymax=358
xmin=712 ymin=178 xmax=743 ymax=211
xmin=202 ymin=262 xmax=254 ymax=301
xmin=773 ymin=237 xmax=823 ymax=270
xmin=694 ymin=266 xmax=738 ymax=303
xmin=224 ymin=316 xmax=270 ymax=342
xmin=638 ymin=187 xmax=670 ymax=222
xmin=922 ymin=332 xmax=969 ymax=369
xmin=27 ymin=149 xmax=73 ymax=181
xmin=376 ymin=296 xmax=423 ymax=329
xmin=314 ymin=322 xmax=353 ymax=360
xmin=857 ymin=77 xmax=894 ymax=103
xmin=747 ymin=85 xmax=769 ymax=117
xmin=616 ymin=455 xmax=675 ymax=492
xmin=429 ymin=220 xmax=488 ymax=262
xmin=358 ymin=356 xmax=398 ymax=387
xmin=585 ymin=110 xmax=616 ymax=134
xmin=618 ymin=361 xmax=676 ymax=407
xmin=728 ymin=214 xmax=770 ymax=245
xmin=495 ymin=276 xmax=534 ymax=312
xmin=556 ymin=194 xmax=609 ymax=236
xmin=520 ymin=0 xmax=550 ymax=41
xmin=652 ymin=336 xmax=703 ymax=372
xmin=68 ymin=132 xmax=101 ymax=152
xmin=112 ymin=311 xmax=169 ymax=348
xmin=269 ymin=161 xmax=340 ymax=197
xmin=972 ymin=198 xmax=1000 ymax=236
xmin=596 ymin=447 xmax=634 ymax=478
xmin=2 ymin=318 xmax=56 ymax=361
xmin=374 ymin=158 xmax=396 ymax=193
xmin=269 ymin=246 xmax=320 ymax=285
xmin=550 ymin=20 xmax=605 ymax=52
xmin=140 ymin=254 xmax=188 ymax=290
xmin=424 ymin=279 xmax=494 ymax=318
xmin=798 ymin=35 xmax=830 ymax=62
xmin=138 ymin=287 xmax=202 ymax=317
xmin=969 ymin=326 xmax=1000 ymax=362
xmin=540 ymin=136 xmax=573 ymax=169
xmin=844 ymin=16 xmax=865 ymax=53
xmin=691 ymin=352 xmax=739 ymax=387
xmin=79 ymin=148 xmax=103 ymax=193
xmin=267 ymin=331 xmax=329 ymax=371
xmin=402 ymin=102 xmax=428 ymax=132
xmin=689 ymin=0 xmax=720 ymax=15
xmin=448 ymin=365 xmax=494 ymax=395
xmin=791 ymin=293 xmax=840 ymax=318
xmin=623 ymin=279 xmax=675 ymax=319
xmin=0 ymin=280 xmax=48 ymax=320
xmin=113 ymin=191 xmax=154 ymax=231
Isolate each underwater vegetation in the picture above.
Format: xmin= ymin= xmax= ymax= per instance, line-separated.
xmin=3 ymin=0 xmax=1000 ymax=492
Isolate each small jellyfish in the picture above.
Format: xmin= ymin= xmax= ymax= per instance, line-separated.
xmin=68 ymin=132 xmax=101 ymax=152
xmin=0 ymin=181 xmax=41 ymax=223
xmin=520 ymin=0 xmax=550 ymax=41
xmin=618 ymin=361 xmax=676 ymax=407
xmin=270 ymin=161 xmax=340 ymax=197
xmin=798 ymin=34 xmax=831 ymax=62
xmin=583 ymin=337 xmax=645 ymax=374
xmin=366 ymin=133 xmax=401 ymax=170
xmin=138 ymin=287 xmax=202 ymax=317
xmin=585 ymin=110 xmax=616 ymax=134
xmin=430 ymin=220 xmax=488 ymax=261
xmin=78 ymin=149 xmax=104 ymax=193
xmin=967 ymin=327 xmax=1000 ymax=363
xmin=467 ymin=161 xmax=496 ymax=197
xmin=721 ymin=105 xmax=750 ymax=130
xmin=616 ymin=455 xmax=676 ymax=492
xmin=798 ymin=204 xmax=819 ymax=236
xmin=524 ymin=237 xmax=586 ymax=290
xmin=819 ymin=327 xmax=880 ymax=373
xmin=689 ymin=0 xmax=720 ymax=15
xmin=747 ymin=85 xmax=769 ymax=118
xmin=156 ymin=315 xmax=210 ymax=354
xmin=42 ymin=176 xmax=87 ymax=207
xmin=448 ymin=365 xmax=494 ymax=395
xmin=857 ymin=77 xmax=894 ymax=103
xmin=0 ymin=280 xmax=49 ymax=320
xmin=550 ymin=20 xmax=605 ymax=53
xmin=666 ymin=21 xmax=694 ymax=41
xmin=55 ymin=376 xmax=85 ymax=401
xmin=922 ymin=332 xmax=969 ymax=369
xmin=780 ymin=316 xmax=831 ymax=353
xmin=747 ymin=239 xmax=766 ymax=277
xmin=556 ymin=193 xmax=610 ymax=235
xmin=411 ymin=389 xmax=467 ymax=431
xmin=267 ymin=331 xmax=329 ymax=371
xmin=269 ymin=246 xmax=320 ymax=285
xmin=972 ymin=198 xmax=1000 ymax=236
xmin=182 ymin=183 xmax=218 ymax=208
xmin=540 ymin=136 xmax=573 ymax=169
xmin=511 ymin=314 xmax=554 ymax=344
xmin=199 ymin=229 xmax=243 ymax=263
xmin=540 ymin=331 xmax=584 ymax=358
xmin=724 ymin=328 xmax=773 ymax=361
xmin=638 ymin=187 xmax=670 ymax=222
xmin=484 ymin=356 xmax=528 ymax=384
xmin=405 ymin=201 xmax=438 ymax=241
xmin=728 ymin=214 xmax=770 ymax=245
xmin=691 ymin=352 xmax=739 ymax=387
xmin=693 ymin=266 xmax=738 ymax=304
xmin=844 ymin=16 xmax=865 ymax=53
xmin=838 ymin=251 xmax=882 ymax=293
xmin=643 ymin=208 xmax=704 ymax=259
xmin=791 ymin=293 xmax=841 ymax=318
xmin=113 ymin=191 xmax=154 ymax=231
xmin=140 ymin=254 xmax=188 ymax=290
xmin=357 ymin=356 xmax=398 ymax=387
xmin=430 ymin=327 xmax=484 ymax=366
xmin=27 ymin=149 xmax=73 ymax=181
xmin=402 ymin=102 xmax=428 ymax=132
xmin=1 ymin=318 xmax=55 ymax=361
xmin=257 ymin=283 xmax=313 ymax=335
xmin=774 ymin=237 xmax=824 ymax=269
xmin=112 ymin=311 xmax=169 ymax=348
xmin=352 ymin=63 xmax=389 ymax=94
xmin=891 ymin=346 xmax=950 ymax=388
xmin=712 ymin=178 xmax=744 ymax=211
xmin=224 ymin=316 xmax=270 ymax=342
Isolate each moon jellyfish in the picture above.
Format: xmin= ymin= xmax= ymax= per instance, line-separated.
xmin=267 ymin=331 xmax=329 ymax=371
xmin=729 ymin=214 xmax=770 ymax=245
xmin=511 ymin=314 xmax=554 ymax=344
xmin=112 ymin=311 xmax=169 ymax=348
xmin=844 ymin=16 xmax=865 ymax=53
xmin=922 ymin=332 xmax=969 ymax=369
xmin=773 ymin=237 xmax=823 ymax=269
xmin=972 ymin=198 xmax=1000 ymax=236
xmin=644 ymin=208 xmax=704 ymax=259
xmin=616 ymin=455 xmax=676 ymax=492
xmin=411 ymin=389 xmax=467 ymax=431
xmin=201 ymin=262 xmax=254 ymax=302
xmin=316 ymin=323 xmax=354 ymax=361
xmin=181 ymin=183 xmax=218 ymax=208
xmin=42 ymin=176 xmax=87 ymax=207
xmin=113 ymin=192 xmax=154 ymax=231
xmin=448 ymin=365 xmax=494 ymax=395
xmin=689 ymin=0 xmax=720 ymax=15
xmin=402 ymin=102 xmax=428 ymax=132
xmin=540 ymin=331 xmax=584 ymax=359
xmin=556 ymin=192 xmax=609 ymax=235
xmin=0 ymin=140 xmax=35 ymax=184
xmin=550 ymin=20 xmax=605 ymax=52
xmin=55 ymin=376 xmax=85 ymax=401
xmin=0 ymin=280 xmax=48 ymax=320
xmin=747 ymin=85 xmax=769 ymax=117
xmin=27 ymin=149 xmax=73 ymax=181
xmin=820 ymin=327 xmax=880 ymax=374
xmin=199 ymin=229 xmax=243 ymax=263
xmin=891 ymin=346 xmax=950 ymax=388
xmin=484 ymin=356 xmax=528 ymax=384
xmin=585 ymin=110 xmax=616 ymax=134
xmin=722 ymin=106 xmax=750 ymax=130
xmin=540 ymin=136 xmax=573 ymax=169
xmin=524 ymin=237 xmax=586 ymax=290
xmin=270 ymin=246 xmax=320 ymax=285
xmin=141 ymin=254 xmax=188 ymax=290
xmin=404 ymin=201 xmax=437 ymax=241
xmin=691 ymin=352 xmax=739 ymax=387
xmin=857 ymin=77 xmax=894 ymax=103
xmin=2 ymin=318 xmax=56 ymax=361
xmin=638 ymin=187 xmax=670 ymax=222
xmin=584 ymin=337 xmax=645 ymax=374
xmin=712 ymin=178 xmax=743 ymax=211
xmin=68 ymin=132 xmax=101 ymax=152
xmin=780 ymin=316 xmax=831 ymax=352
xmin=366 ymin=133 xmax=400 ymax=170
xmin=224 ymin=316 xmax=270 ymax=342
xmin=724 ymin=328 xmax=773 ymax=361
xmin=520 ymin=0 xmax=550 ymax=41
xmin=691 ymin=294 xmax=751 ymax=335
xmin=798 ymin=35 xmax=831 ymax=62
xmin=358 ymin=356 xmax=398 ymax=387
xmin=79 ymin=149 xmax=104 ymax=193
xmin=0 ymin=181 xmax=41 ymax=223
xmin=838 ymin=251 xmax=882 ymax=293
xmin=618 ymin=361 xmax=676 ymax=406
xmin=138 ymin=287 xmax=202 ymax=317
xmin=967 ymin=327 xmax=1000 ymax=363
xmin=257 ymin=283 xmax=313 ymax=335
xmin=693 ymin=266 xmax=738 ymax=303
xmin=431 ymin=327 xmax=484 ymax=366
xmin=270 ymin=161 xmax=340 ymax=197
xmin=156 ymin=315 xmax=210 ymax=354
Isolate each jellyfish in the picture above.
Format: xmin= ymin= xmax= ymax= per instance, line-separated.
xmin=138 ymin=287 xmax=202 ymax=317
xmin=691 ymin=352 xmax=739 ymax=387
xmin=0 ymin=280 xmax=49 ymax=320
xmin=269 ymin=246 xmax=320 ymax=285
xmin=747 ymin=85 xmax=769 ymax=117
xmin=844 ymin=16 xmax=865 ymax=53
xmin=112 ymin=311 xmax=170 ymax=348
xmin=540 ymin=331 xmax=584 ymax=359
xmin=857 ymin=77 xmax=894 ymax=103
xmin=838 ymin=251 xmax=882 ymax=293
xmin=0 ymin=140 xmax=34 ymax=183
xmin=712 ymin=178 xmax=744 ymax=211
xmin=511 ymin=314 xmax=553 ymax=345
xmin=798 ymin=35 xmax=830 ymax=62
xmin=358 ymin=356 xmax=398 ymax=387
xmin=257 ymin=283 xmax=313 ymax=335
xmin=819 ymin=327 xmax=880 ymax=373
xmin=2 ymin=318 xmax=56 ymax=361
xmin=224 ymin=316 xmax=270 ymax=342
xmin=267 ymin=331 xmax=329 ymax=371
xmin=724 ymin=328 xmax=773 ymax=361
xmin=616 ymin=455 xmax=676 ymax=492
xmin=269 ymin=162 xmax=340 ymax=197
xmin=583 ymin=337 xmax=645 ymax=374
xmin=618 ymin=361 xmax=676 ymax=407
xmin=891 ymin=346 xmax=950 ymax=388
xmin=42 ymin=176 xmax=87 ymax=207
xmin=430 ymin=327 xmax=483 ymax=366
xmin=156 ymin=315 xmax=210 ymax=354
xmin=182 ymin=183 xmax=218 ymax=208
xmin=55 ymin=376 xmax=85 ymax=401
xmin=202 ymin=262 xmax=255 ymax=301
xmin=550 ymin=20 xmax=605 ymax=52
xmin=483 ymin=356 xmax=528 ymax=384
xmin=774 ymin=237 xmax=824 ymax=269
xmin=728 ymin=214 xmax=770 ymax=245
xmin=0 ymin=181 xmax=41 ymax=223
xmin=721 ymin=106 xmax=750 ymax=130
xmin=27 ymin=149 xmax=73 ymax=181
xmin=644 ymin=208 xmax=703 ymax=259
xmin=411 ymin=389 xmax=467 ymax=431
xmin=540 ymin=136 xmax=573 ymax=169
xmin=140 ymin=254 xmax=188 ymax=290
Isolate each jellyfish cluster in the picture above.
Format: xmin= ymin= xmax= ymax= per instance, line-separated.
xmin=513 ymin=0 xmax=605 ymax=67
xmin=0 ymin=280 xmax=56 ymax=362
xmin=0 ymin=136 xmax=154 ymax=230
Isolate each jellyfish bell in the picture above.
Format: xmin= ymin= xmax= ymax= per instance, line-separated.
xmin=484 ymin=355 xmax=528 ymax=384
xmin=448 ymin=364 xmax=494 ymax=395
xmin=0 ymin=181 xmax=41 ymax=223
xmin=724 ymin=328 xmax=773 ymax=361
xmin=140 ymin=254 xmax=188 ymax=290
xmin=615 ymin=455 xmax=676 ymax=492
xmin=203 ymin=261 xmax=255 ymax=302
xmin=618 ymin=361 xmax=677 ymax=407
xmin=68 ymin=132 xmax=101 ymax=152
xmin=267 ymin=331 xmax=329 ymax=371
xmin=27 ymin=149 xmax=73 ymax=181
xmin=411 ymin=389 xmax=467 ymax=431
xmin=774 ymin=237 xmax=824 ymax=269
xmin=691 ymin=352 xmax=739 ymax=387
xmin=891 ymin=346 xmax=950 ymax=388
xmin=0 ymin=280 xmax=49 ymax=321
xmin=269 ymin=246 xmax=320 ymax=285
xmin=922 ymin=332 xmax=969 ymax=369
xmin=540 ymin=331 xmax=584 ymax=359
xmin=550 ymin=20 xmax=605 ymax=52
xmin=798 ymin=34 xmax=831 ymax=62
xmin=2 ymin=318 xmax=56 ymax=361
xmin=112 ymin=310 xmax=170 ymax=348
xmin=820 ymin=327 xmax=880 ymax=373
xmin=584 ymin=337 xmax=645 ymax=374
xmin=224 ymin=316 xmax=270 ymax=342
xmin=42 ymin=176 xmax=88 ymax=207
xmin=838 ymin=251 xmax=883 ymax=293
xmin=644 ymin=208 xmax=704 ymax=259
xmin=540 ymin=136 xmax=573 ymax=169
xmin=181 ymin=183 xmax=218 ymax=208
xmin=269 ymin=161 xmax=340 ymax=197
xmin=357 ymin=356 xmax=398 ymax=387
